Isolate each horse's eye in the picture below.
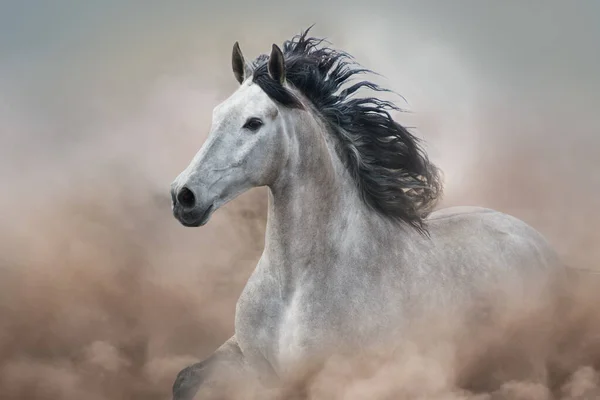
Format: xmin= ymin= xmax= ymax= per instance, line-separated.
xmin=243 ymin=117 xmax=263 ymax=132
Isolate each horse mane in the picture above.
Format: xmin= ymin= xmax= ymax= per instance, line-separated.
xmin=251 ymin=27 xmax=443 ymax=233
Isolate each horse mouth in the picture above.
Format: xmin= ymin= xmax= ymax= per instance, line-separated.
xmin=178 ymin=204 xmax=214 ymax=227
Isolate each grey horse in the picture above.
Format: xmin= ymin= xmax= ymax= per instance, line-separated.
xmin=169 ymin=28 xmax=564 ymax=399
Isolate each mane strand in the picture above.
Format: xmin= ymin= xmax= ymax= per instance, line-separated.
xmin=252 ymin=27 xmax=443 ymax=233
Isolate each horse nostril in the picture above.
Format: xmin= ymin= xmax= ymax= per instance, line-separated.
xmin=176 ymin=187 xmax=196 ymax=208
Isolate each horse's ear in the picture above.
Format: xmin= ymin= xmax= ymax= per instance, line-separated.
xmin=232 ymin=42 xmax=251 ymax=84
xmin=268 ymin=44 xmax=286 ymax=85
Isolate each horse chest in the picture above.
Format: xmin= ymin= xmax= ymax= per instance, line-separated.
xmin=235 ymin=268 xmax=333 ymax=375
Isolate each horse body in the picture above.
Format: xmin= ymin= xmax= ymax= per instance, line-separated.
xmin=236 ymin=164 xmax=559 ymax=380
xmin=169 ymin=29 xmax=563 ymax=399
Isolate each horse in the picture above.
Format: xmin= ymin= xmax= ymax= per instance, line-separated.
xmin=169 ymin=28 xmax=565 ymax=399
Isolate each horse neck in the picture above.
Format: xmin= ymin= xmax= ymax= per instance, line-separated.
xmin=264 ymin=111 xmax=376 ymax=276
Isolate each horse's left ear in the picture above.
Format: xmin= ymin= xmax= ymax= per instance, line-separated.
xmin=268 ymin=44 xmax=286 ymax=85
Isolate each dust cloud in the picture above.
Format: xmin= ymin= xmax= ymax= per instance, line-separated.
xmin=1 ymin=1 xmax=599 ymax=399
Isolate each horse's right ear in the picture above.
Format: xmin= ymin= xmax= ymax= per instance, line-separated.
xmin=232 ymin=42 xmax=252 ymax=84
xmin=268 ymin=44 xmax=286 ymax=85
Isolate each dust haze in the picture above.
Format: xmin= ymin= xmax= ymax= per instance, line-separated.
xmin=1 ymin=1 xmax=599 ymax=399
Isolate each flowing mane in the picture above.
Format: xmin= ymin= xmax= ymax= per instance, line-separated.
xmin=251 ymin=28 xmax=443 ymax=232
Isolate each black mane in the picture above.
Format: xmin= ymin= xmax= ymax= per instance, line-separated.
xmin=252 ymin=28 xmax=443 ymax=232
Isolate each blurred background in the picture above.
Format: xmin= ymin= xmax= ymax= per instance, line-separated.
xmin=0 ymin=1 xmax=598 ymax=399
